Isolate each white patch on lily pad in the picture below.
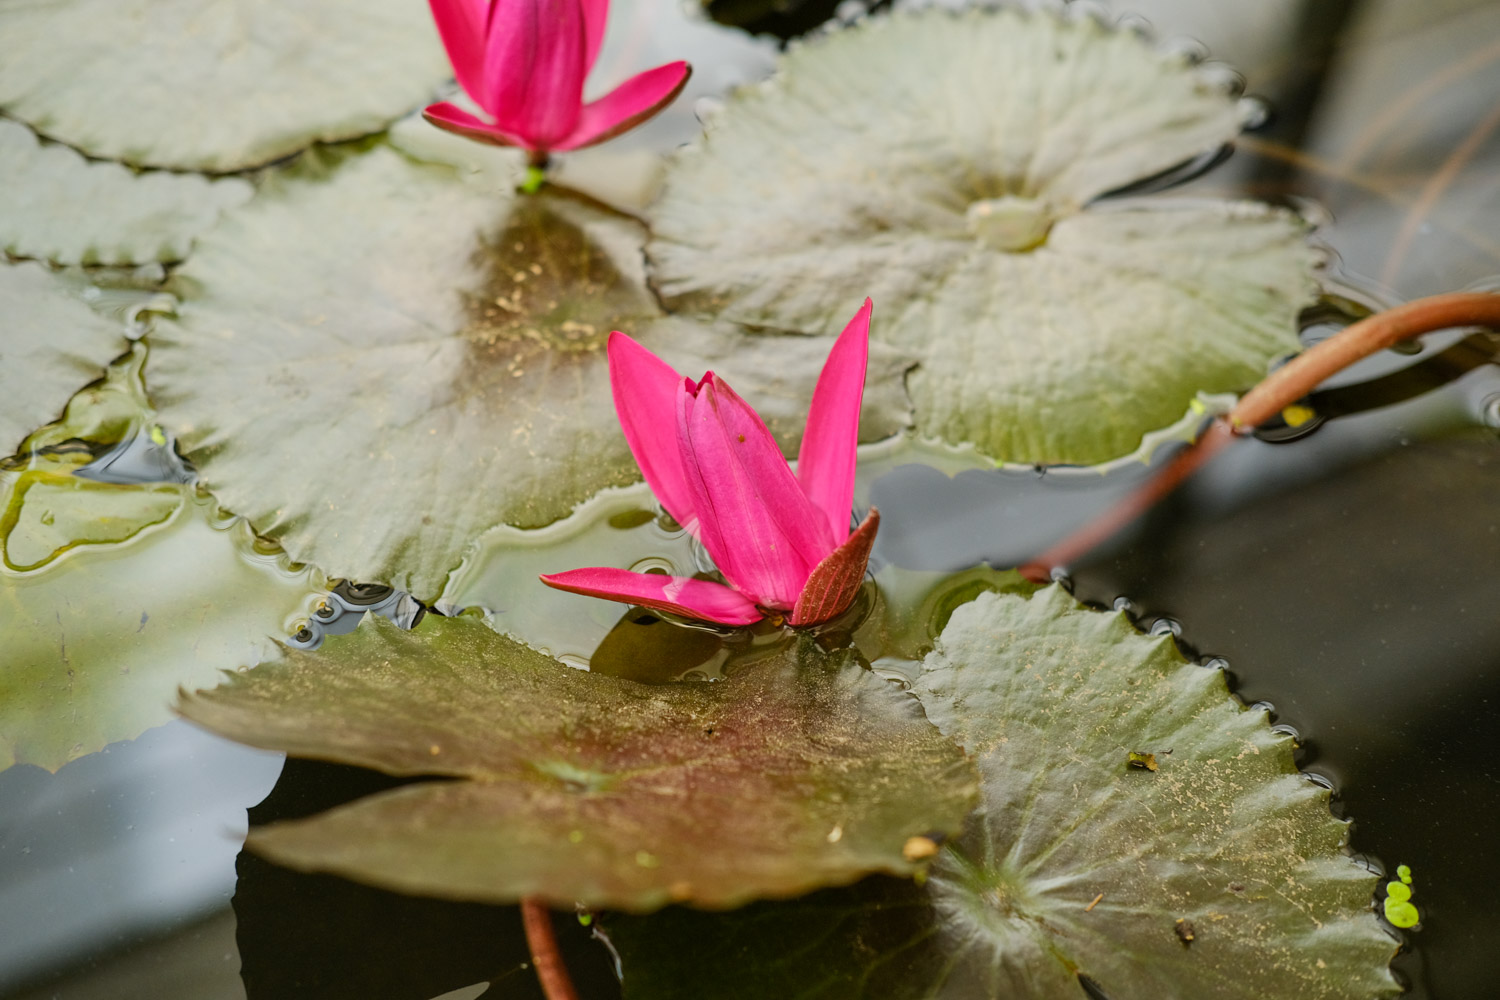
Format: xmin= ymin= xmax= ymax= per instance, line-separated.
xmin=0 ymin=0 xmax=449 ymax=171
xmin=0 ymin=120 xmax=252 ymax=265
xmin=648 ymin=6 xmax=1320 ymax=465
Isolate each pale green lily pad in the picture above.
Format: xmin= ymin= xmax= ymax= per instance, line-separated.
xmin=0 ymin=260 xmax=130 ymax=456
xmin=0 ymin=483 xmax=322 ymax=773
xmin=648 ymin=6 xmax=1319 ymax=465
xmin=0 ymin=0 xmax=447 ymax=172
xmin=178 ymin=614 xmax=979 ymax=911
xmin=608 ymin=586 xmax=1400 ymax=998
xmin=150 ymin=142 xmax=913 ymax=600
xmin=0 ymin=119 xmax=252 ymax=265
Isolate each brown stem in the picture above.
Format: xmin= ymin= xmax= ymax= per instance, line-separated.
xmin=1230 ymin=292 xmax=1500 ymax=430
xmin=521 ymin=897 xmax=580 ymax=1000
xmin=1024 ymin=292 xmax=1500 ymax=579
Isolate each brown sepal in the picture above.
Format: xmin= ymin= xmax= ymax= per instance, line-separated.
xmin=789 ymin=508 xmax=880 ymax=626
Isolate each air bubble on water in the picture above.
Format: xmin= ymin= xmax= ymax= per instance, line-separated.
xmin=1063 ymin=1 xmax=1110 ymax=26
xmin=834 ymin=0 xmax=865 ymax=24
xmin=1202 ymin=656 xmax=1229 ymax=671
xmin=1148 ymin=617 xmax=1181 ymax=637
xmin=1113 ymin=12 xmax=1153 ymax=39
xmin=1480 ymin=394 xmax=1500 ymax=430
xmin=558 ymin=654 xmax=591 ymax=672
xmin=1049 ymin=567 xmax=1072 ymax=590
xmin=1269 ymin=723 xmax=1301 ymax=742
xmin=628 ymin=555 xmax=679 ymax=576
xmin=1237 ymin=96 xmax=1270 ymax=131
xmin=1303 ymin=771 xmax=1336 ymax=791
xmin=693 ymin=96 xmax=726 ymax=128
xmin=1248 ymin=700 xmax=1275 ymax=716
xmin=1112 ymin=596 xmax=1136 ymax=615
xmin=1160 ymin=36 xmax=1208 ymax=66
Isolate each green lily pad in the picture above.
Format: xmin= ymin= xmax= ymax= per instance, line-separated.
xmin=607 ymin=586 xmax=1400 ymax=998
xmin=648 ymin=6 xmax=1319 ymax=465
xmin=0 ymin=119 xmax=252 ymax=265
xmin=0 ymin=260 xmax=130 ymax=456
xmin=178 ymin=614 xmax=979 ymax=911
xmin=150 ymin=141 xmax=913 ymax=600
xmin=0 ymin=0 xmax=448 ymax=172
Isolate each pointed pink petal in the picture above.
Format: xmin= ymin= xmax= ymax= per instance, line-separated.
xmin=428 ymin=0 xmax=490 ymax=105
xmin=608 ymin=332 xmax=697 ymax=528
xmin=797 ymin=299 xmax=871 ymax=545
xmin=422 ymin=102 xmax=529 ymax=149
xmin=582 ymin=0 xmax=609 ymax=72
xmin=790 ymin=508 xmax=879 ymax=626
xmin=677 ymin=378 xmax=834 ymax=609
xmin=483 ymin=0 xmax=588 ymax=148
xmin=553 ymin=62 xmax=692 ymax=151
xmin=540 ymin=568 xmax=762 ymax=626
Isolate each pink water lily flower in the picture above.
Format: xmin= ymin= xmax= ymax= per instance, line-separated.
xmin=423 ymin=0 xmax=691 ymax=162
xmin=542 ymin=300 xmax=880 ymax=627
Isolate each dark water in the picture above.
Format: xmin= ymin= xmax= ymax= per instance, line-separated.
xmin=4 ymin=0 xmax=1499 ymax=998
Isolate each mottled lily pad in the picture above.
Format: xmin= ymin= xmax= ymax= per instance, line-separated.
xmin=0 ymin=120 xmax=252 ymax=265
xmin=648 ymin=6 xmax=1319 ymax=465
xmin=178 ymin=614 xmax=978 ymax=911
xmin=0 ymin=0 xmax=448 ymax=172
xmin=0 ymin=261 xmax=130 ymax=455
xmin=150 ymin=142 xmax=912 ymax=599
xmin=608 ymin=586 xmax=1400 ymax=998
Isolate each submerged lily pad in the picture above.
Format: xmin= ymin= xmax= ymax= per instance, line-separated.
xmin=0 ymin=120 xmax=252 ymax=265
xmin=178 ymin=614 xmax=978 ymax=911
xmin=608 ymin=586 xmax=1400 ymax=998
xmin=0 ymin=0 xmax=448 ymax=172
xmin=0 ymin=261 xmax=130 ymax=455
xmin=648 ymin=6 xmax=1319 ymax=465
xmin=0 ymin=484 xmax=321 ymax=773
xmin=150 ymin=142 xmax=912 ymax=599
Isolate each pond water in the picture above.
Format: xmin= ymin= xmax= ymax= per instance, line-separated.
xmin=2 ymin=0 xmax=1498 ymax=998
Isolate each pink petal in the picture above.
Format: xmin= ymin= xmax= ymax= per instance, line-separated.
xmin=608 ymin=332 xmax=698 ymax=528
xmin=790 ymin=508 xmax=879 ymax=626
xmin=422 ymin=102 xmax=529 ymax=149
xmin=483 ymin=0 xmax=588 ymax=148
xmin=427 ymin=0 xmax=490 ymax=105
xmin=554 ymin=62 xmax=692 ymax=152
xmin=582 ymin=0 xmax=609 ymax=72
xmin=540 ymin=568 xmax=763 ymax=626
xmin=676 ymin=377 xmax=833 ymax=609
xmin=797 ymin=299 xmax=871 ymax=545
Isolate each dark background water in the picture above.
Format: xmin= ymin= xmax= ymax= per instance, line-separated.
xmin=3 ymin=0 xmax=1498 ymax=997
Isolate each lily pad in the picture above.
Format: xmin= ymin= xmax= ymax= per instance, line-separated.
xmin=647 ymin=6 xmax=1319 ymax=465
xmin=178 ymin=614 xmax=979 ymax=911
xmin=0 ymin=120 xmax=252 ymax=265
xmin=607 ymin=586 xmax=1400 ymax=998
xmin=0 ymin=0 xmax=448 ymax=172
xmin=0 ymin=261 xmax=130 ymax=456
xmin=149 ymin=141 xmax=913 ymax=600
xmin=0 ymin=480 xmax=321 ymax=772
